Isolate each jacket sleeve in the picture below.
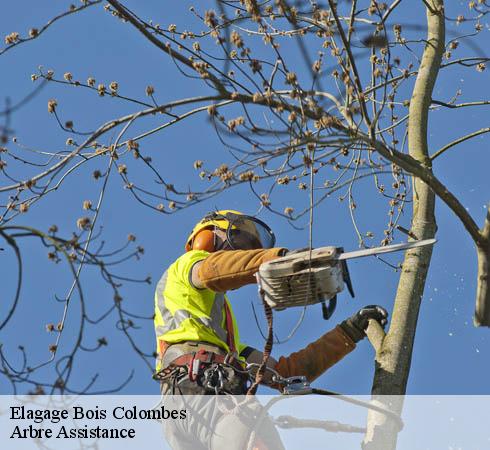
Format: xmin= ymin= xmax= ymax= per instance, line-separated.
xmin=274 ymin=325 xmax=356 ymax=384
xmin=197 ymin=247 xmax=286 ymax=292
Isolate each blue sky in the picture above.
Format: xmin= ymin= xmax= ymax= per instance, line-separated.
xmin=0 ymin=1 xmax=489 ymax=395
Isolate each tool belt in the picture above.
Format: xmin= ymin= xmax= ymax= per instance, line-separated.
xmin=155 ymin=342 xmax=249 ymax=394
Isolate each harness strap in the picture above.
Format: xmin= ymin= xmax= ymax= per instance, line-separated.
xmin=158 ymin=340 xmax=169 ymax=357
xmin=170 ymin=350 xmax=244 ymax=372
xmin=223 ymin=300 xmax=237 ymax=353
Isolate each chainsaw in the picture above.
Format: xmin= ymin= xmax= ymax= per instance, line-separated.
xmin=257 ymin=239 xmax=436 ymax=319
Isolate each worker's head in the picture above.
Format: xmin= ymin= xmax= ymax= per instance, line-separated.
xmin=185 ymin=210 xmax=275 ymax=252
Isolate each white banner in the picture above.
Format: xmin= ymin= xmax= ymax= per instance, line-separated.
xmin=1 ymin=395 xmax=489 ymax=449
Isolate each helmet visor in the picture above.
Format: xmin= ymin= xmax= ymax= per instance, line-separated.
xmin=224 ymin=213 xmax=276 ymax=250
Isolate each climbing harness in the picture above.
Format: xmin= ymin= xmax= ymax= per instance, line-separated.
xmin=154 ymin=348 xmax=249 ymax=395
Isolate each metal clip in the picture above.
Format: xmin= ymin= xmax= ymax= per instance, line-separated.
xmin=216 ymin=367 xmax=224 ymax=394
xmin=203 ymin=365 xmax=225 ymax=394
xmin=246 ymin=362 xmax=282 ymax=378
xmin=281 ymin=376 xmax=313 ymax=395
xmin=224 ymin=351 xmax=238 ymax=365
xmin=203 ymin=367 xmax=214 ymax=390
xmin=191 ymin=358 xmax=200 ymax=379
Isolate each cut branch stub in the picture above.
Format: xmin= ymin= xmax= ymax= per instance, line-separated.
xmin=366 ymin=319 xmax=386 ymax=355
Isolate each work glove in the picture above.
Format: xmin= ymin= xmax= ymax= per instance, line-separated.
xmin=273 ymin=325 xmax=356 ymax=385
xmin=339 ymin=305 xmax=388 ymax=343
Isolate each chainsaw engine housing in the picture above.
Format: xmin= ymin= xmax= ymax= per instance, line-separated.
xmin=258 ymin=247 xmax=346 ymax=310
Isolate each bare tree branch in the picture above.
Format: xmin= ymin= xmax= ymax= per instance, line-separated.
xmin=430 ymin=126 xmax=490 ymax=160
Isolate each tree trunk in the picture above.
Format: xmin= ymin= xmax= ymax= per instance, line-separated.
xmin=474 ymin=206 xmax=490 ymax=326
xmin=362 ymin=1 xmax=445 ymax=448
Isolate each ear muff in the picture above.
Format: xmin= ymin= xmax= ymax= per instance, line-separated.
xmin=191 ymin=229 xmax=215 ymax=252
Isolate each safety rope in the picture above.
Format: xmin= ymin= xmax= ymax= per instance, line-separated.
xmin=246 ymin=274 xmax=274 ymax=395
xmin=310 ymin=388 xmax=404 ymax=431
xmin=274 ymin=415 xmax=366 ymax=434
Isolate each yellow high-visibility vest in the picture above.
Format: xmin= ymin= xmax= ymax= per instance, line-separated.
xmin=154 ymin=250 xmax=247 ymax=371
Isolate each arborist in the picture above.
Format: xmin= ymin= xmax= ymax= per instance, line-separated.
xmin=154 ymin=210 xmax=388 ymax=395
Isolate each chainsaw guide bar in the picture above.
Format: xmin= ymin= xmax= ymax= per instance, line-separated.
xmin=258 ymin=239 xmax=436 ymax=311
